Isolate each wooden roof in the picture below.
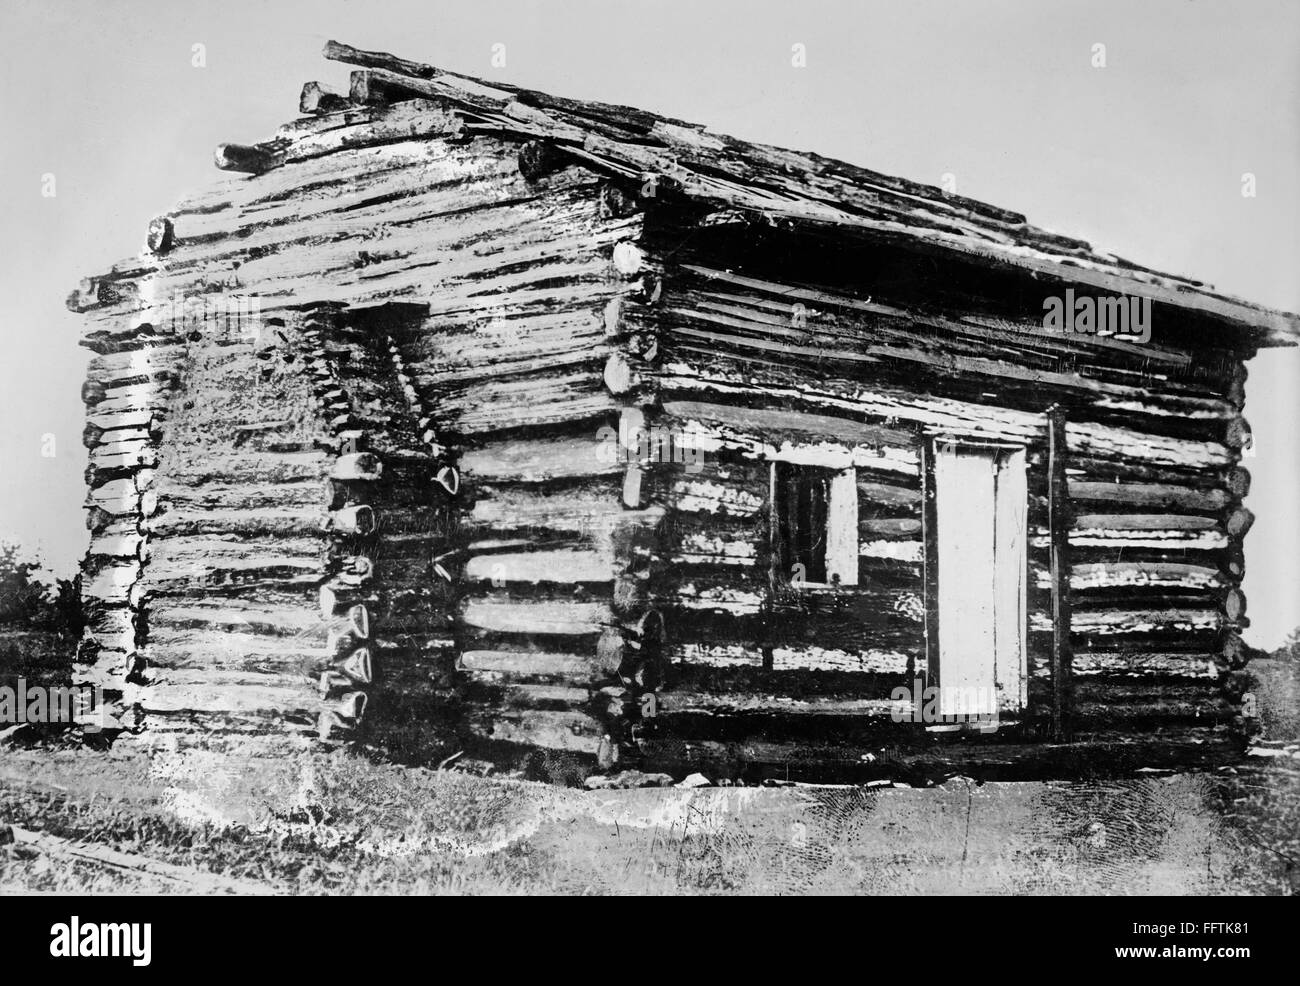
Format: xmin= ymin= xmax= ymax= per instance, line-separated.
xmin=68 ymin=39 xmax=1298 ymax=347
xmin=294 ymin=42 xmax=1298 ymax=347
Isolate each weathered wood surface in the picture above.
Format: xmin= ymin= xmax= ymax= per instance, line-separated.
xmin=65 ymin=39 xmax=1287 ymax=775
xmin=318 ymin=41 xmax=1298 ymax=345
xmin=626 ymin=223 xmax=1256 ymax=749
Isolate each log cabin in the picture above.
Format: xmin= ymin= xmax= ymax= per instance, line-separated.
xmin=66 ymin=40 xmax=1300 ymax=783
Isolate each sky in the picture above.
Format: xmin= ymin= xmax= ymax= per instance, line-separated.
xmin=1 ymin=0 xmax=1297 ymax=646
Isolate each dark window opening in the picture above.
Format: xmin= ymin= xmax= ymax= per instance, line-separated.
xmin=774 ymin=463 xmax=831 ymax=584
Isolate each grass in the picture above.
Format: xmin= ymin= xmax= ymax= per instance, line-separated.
xmin=2 ymin=631 xmax=1298 ymax=895
xmin=1205 ymin=654 xmax=1300 ymax=895
xmin=0 ymin=627 xmax=76 ymax=690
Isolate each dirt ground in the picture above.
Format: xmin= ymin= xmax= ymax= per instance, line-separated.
xmin=1 ymin=656 xmax=1297 ymax=895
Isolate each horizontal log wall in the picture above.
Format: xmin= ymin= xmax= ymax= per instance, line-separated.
xmin=635 ymin=233 xmax=1253 ymax=748
xmin=78 ymin=333 xmax=188 ymax=724
xmin=452 ymin=440 xmax=625 ymax=758
xmin=70 ymin=83 xmax=1262 ymax=772
xmin=128 ymin=311 xmax=331 ymax=737
xmin=365 ymin=140 xmax=656 ymax=763
xmin=72 ymin=106 xmax=650 ymax=759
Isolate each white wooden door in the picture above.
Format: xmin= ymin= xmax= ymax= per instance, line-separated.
xmin=931 ymin=442 xmax=1027 ymax=721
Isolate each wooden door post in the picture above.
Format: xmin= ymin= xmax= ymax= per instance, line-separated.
xmin=1046 ymin=406 xmax=1073 ymax=741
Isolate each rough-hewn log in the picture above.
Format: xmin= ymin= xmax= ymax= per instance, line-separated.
xmin=1225 ymin=506 xmax=1255 ymax=538
xmin=146 ymin=215 xmax=175 ymax=255
xmin=1047 ymin=407 xmax=1072 ymax=740
xmin=213 ymin=142 xmax=279 ymax=175
xmin=517 ymin=140 xmax=565 ymax=181
xmin=67 ymin=39 xmax=1292 ymax=778
xmin=1068 ymin=481 xmax=1229 ymax=513
xmin=324 ymin=40 xmax=439 ymax=80
xmin=299 ymin=81 xmax=351 ymax=115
